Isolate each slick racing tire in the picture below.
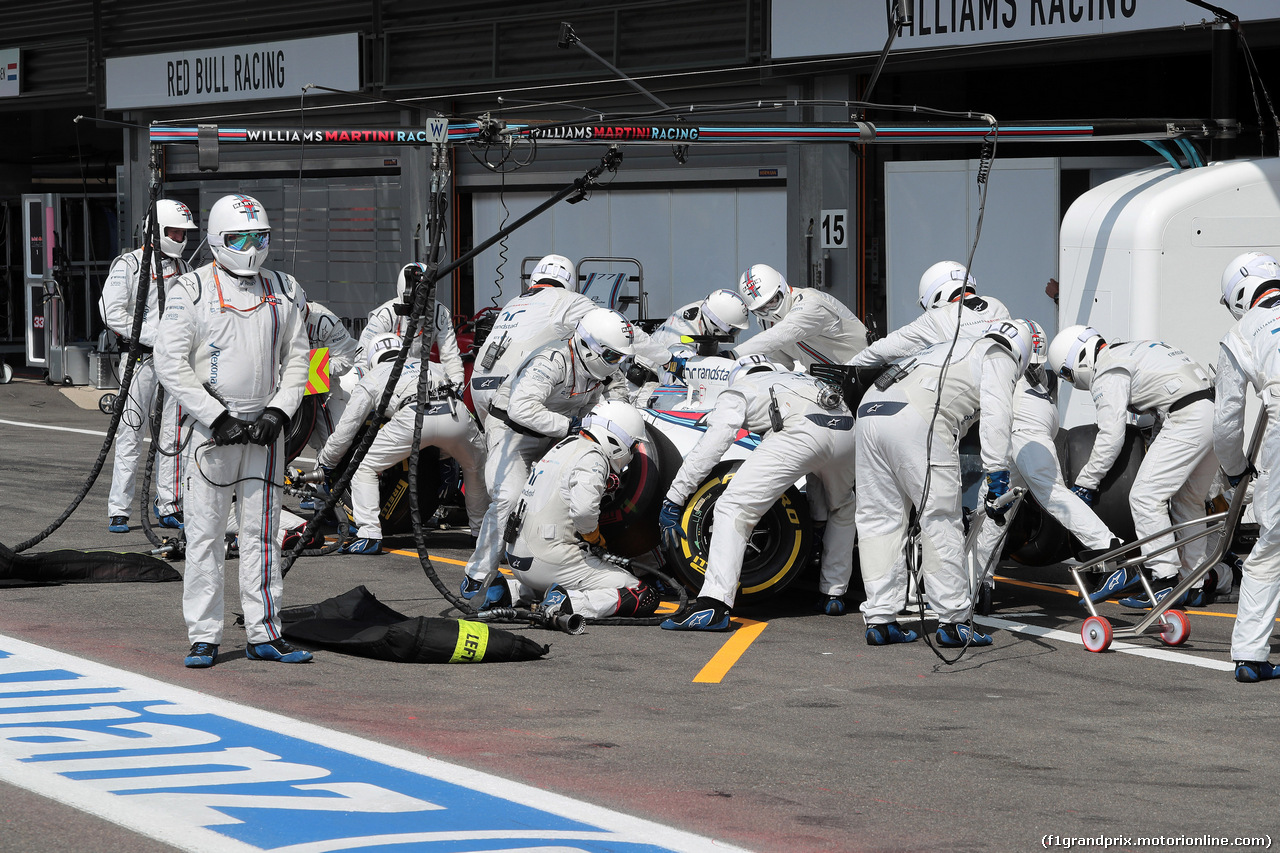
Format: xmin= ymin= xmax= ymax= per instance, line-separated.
xmin=598 ymin=431 xmax=663 ymax=557
xmin=337 ymin=447 xmax=442 ymax=538
xmin=284 ymin=395 xmax=319 ymax=463
xmin=662 ymin=459 xmax=813 ymax=606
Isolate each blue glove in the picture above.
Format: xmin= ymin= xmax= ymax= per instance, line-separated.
xmin=983 ymin=470 xmax=1012 ymax=520
xmin=1071 ymin=483 xmax=1097 ymax=507
xmin=566 ymin=416 xmax=583 ymax=436
xmin=659 ymin=500 xmax=684 ymax=554
xmin=664 ymin=355 xmax=687 ymax=380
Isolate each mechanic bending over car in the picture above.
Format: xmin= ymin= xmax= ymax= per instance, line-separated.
xmin=313 ymin=332 xmax=488 ymax=556
xmin=1048 ymin=325 xmax=1218 ymax=610
xmin=100 ymin=198 xmax=197 ymax=535
xmin=359 ymin=262 xmax=466 ymax=389
xmin=967 ymin=319 xmax=1121 ymax=614
xmin=461 ymin=307 xmax=637 ymax=605
xmin=497 ymin=400 xmax=660 ymax=620
xmin=847 ymin=260 xmax=1010 ymax=370
xmin=470 ymin=253 xmax=672 ymax=424
xmin=855 ymin=320 xmax=1032 ymax=648
xmin=659 ymin=354 xmax=859 ymax=630
xmin=734 ymin=263 xmax=869 ymax=369
xmin=155 ymin=193 xmax=313 ymax=668
xmin=1214 ymin=252 xmax=1280 ymax=682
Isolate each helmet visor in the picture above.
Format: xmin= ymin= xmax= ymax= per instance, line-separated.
xmin=224 ymin=231 xmax=270 ymax=251
xmin=578 ymin=326 xmax=630 ymax=365
xmin=757 ymin=291 xmax=785 ymax=316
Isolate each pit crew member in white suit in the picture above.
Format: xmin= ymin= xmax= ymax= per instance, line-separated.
xmin=315 ymin=332 xmax=488 ymax=555
xmin=1214 ymin=253 xmax=1280 ymax=682
xmin=1048 ymin=326 xmax=1217 ymax=609
xmin=847 ymin=260 xmax=1010 ymax=369
xmin=968 ymin=320 xmax=1120 ymax=609
xmin=469 ymin=253 xmax=670 ymax=421
xmin=855 ymin=320 xmax=1031 ymax=647
xmin=303 ymin=298 xmax=360 ymax=452
xmin=359 ymin=262 xmax=465 ymax=389
xmin=659 ymin=356 xmax=860 ymax=630
xmin=460 ymin=308 xmax=635 ymax=604
xmin=734 ymin=264 xmax=869 ymax=368
xmin=155 ymin=193 xmax=312 ymax=668
xmin=501 ymin=400 xmax=659 ymax=620
xmin=649 ymin=288 xmax=750 ymax=355
xmin=100 ymin=199 xmax=196 ymax=534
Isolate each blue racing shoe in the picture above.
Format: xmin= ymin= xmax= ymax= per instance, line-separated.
xmin=539 ymin=584 xmax=573 ymax=618
xmin=1234 ymin=660 xmax=1280 ymax=683
xmin=341 ymin=537 xmax=382 ymax=555
xmin=817 ymin=595 xmax=846 ymax=616
xmin=245 ymin=639 xmax=313 ymax=663
xmin=661 ymin=598 xmax=732 ymax=631
xmin=108 ymin=515 xmax=129 ymax=534
xmin=155 ymin=507 xmax=184 ymax=529
xmin=1119 ymin=581 xmax=1184 ymax=610
xmin=184 ymin=642 xmax=218 ymax=668
xmin=298 ymin=496 xmax=317 ymax=511
xmin=462 ymin=575 xmax=511 ymax=608
xmin=1083 ymin=566 xmax=1142 ymax=605
xmin=865 ymin=621 xmax=919 ymax=645
xmin=936 ymin=622 xmax=993 ymax=647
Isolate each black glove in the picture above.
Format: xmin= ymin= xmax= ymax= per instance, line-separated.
xmin=566 ymin=415 xmax=583 ymax=436
xmin=1227 ymin=465 xmax=1256 ymax=488
xmin=211 ymin=411 xmax=252 ymax=446
xmin=249 ymin=407 xmax=290 ymax=446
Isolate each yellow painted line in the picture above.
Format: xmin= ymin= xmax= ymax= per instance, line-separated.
xmin=992 ymin=573 xmax=1264 ymax=621
xmin=386 ymin=547 xmax=468 ymax=567
xmin=692 ymin=617 xmax=767 ymax=684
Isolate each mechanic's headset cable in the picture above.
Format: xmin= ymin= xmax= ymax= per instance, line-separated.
xmin=13 ymin=175 xmax=164 ymax=553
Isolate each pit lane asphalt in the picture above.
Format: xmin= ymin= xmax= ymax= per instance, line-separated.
xmin=2 ymin=374 xmax=1278 ymax=853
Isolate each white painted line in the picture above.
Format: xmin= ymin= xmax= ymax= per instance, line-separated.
xmin=0 ymin=417 xmax=108 ymax=437
xmin=0 ymin=632 xmax=752 ymax=853
xmin=975 ymin=614 xmax=1235 ymax=671
xmin=0 ymin=417 xmax=317 ymax=464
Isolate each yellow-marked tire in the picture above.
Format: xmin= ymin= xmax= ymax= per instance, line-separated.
xmin=663 ymin=459 xmax=812 ymax=606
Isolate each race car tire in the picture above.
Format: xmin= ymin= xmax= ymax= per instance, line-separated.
xmin=284 ymin=395 xmax=319 ymax=463
xmin=662 ymin=459 xmax=813 ymax=606
xmin=598 ymin=427 xmax=663 ymax=557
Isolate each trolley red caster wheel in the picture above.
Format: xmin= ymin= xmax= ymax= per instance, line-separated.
xmin=1082 ymin=615 xmax=1113 ymax=653
xmin=1158 ymin=609 xmax=1190 ymax=646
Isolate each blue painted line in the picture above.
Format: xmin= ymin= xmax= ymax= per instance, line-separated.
xmin=0 ymin=635 xmax=751 ymax=853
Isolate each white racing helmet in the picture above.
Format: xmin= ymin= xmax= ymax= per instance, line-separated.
xmin=582 ymin=399 xmax=647 ymax=473
xmin=1047 ymin=324 xmax=1105 ymax=390
xmin=396 ymin=262 xmax=430 ymax=303
xmin=365 ymin=332 xmax=403 ymax=369
xmin=918 ymin=260 xmax=977 ymax=310
xmin=728 ymin=353 xmax=784 ymax=387
xmin=737 ymin=264 xmax=793 ymax=324
xmin=573 ymin=308 xmax=635 ymax=380
xmin=144 ymin=199 xmax=197 ymax=259
xmin=529 ymin=253 xmax=577 ymax=291
xmin=983 ymin=319 xmax=1034 ymax=373
xmin=1221 ymin=252 xmax=1280 ymax=319
xmin=207 ymin=194 xmax=271 ymax=277
xmin=1025 ymin=319 xmax=1048 ymax=365
xmin=700 ymin=289 xmax=750 ymax=337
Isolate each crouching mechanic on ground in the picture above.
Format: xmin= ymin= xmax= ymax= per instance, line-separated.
xmin=498 ymin=400 xmax=659 ymax=620
xmin=855 ymin=320 xmax=1031 ymax=648
xmin=659 ymin=355 xmax=859 ymax=630
xmin=968 ymin=319 xmax=1121 ymax=611
xmin=1214 ymin=252 xmax=1280 ymax=682
xmin=100 ymin=198 xmax=196 ymax=534
xmin=461 ymin=308 xmax=636 ymax=603
xmin=1048 ymin=325 xmax=1217 ymax=609
xmin=155 ymin=193 xmax=313 ymax=668
xmin=314 ymin=332 xmax=488 ymax=555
